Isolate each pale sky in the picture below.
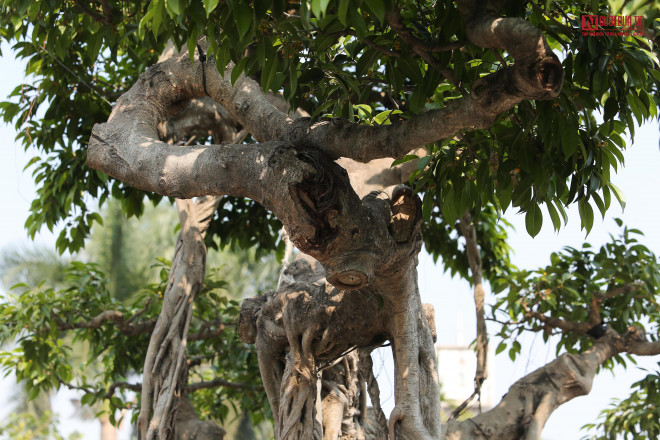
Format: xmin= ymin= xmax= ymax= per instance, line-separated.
xmin=1 ymin=40 xmax=659 ymax=439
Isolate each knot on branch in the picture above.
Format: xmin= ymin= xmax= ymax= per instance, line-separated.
xmin=536 ymin=56 xmax=563 ymax=93
xmin=625 ymin=325 xmax=647 ymax=345
xmin=293 ymin=149 xmax=349 ymax=253
xmin=389 ymin=185 xmax=422 ymax=243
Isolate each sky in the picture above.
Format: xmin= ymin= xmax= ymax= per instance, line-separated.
xmin=1 ymin=39 xmax=659 ymax=439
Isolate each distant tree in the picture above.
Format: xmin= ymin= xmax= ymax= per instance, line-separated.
xmin=1 ymin=1 xmax=659 ymax=439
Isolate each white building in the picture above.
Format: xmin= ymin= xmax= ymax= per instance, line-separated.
xmin=435 ymin=316 xmax=498 ymax=418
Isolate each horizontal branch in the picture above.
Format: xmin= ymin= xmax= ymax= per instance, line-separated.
xmin=627 ymin=340 xmax=660 ymax=356
xmin=106 ymin=378 xmax=253 ymax=395
xmin=51 ymin=310 xmax=227 ymax=341
xmin=187 ymin=378 xmax=255 ymax=391
xmin=188 ymin=318 xmax=228 ymax=341
xmin=444 ymin=328 xmax=619 ymax=439
xmin=107 ymin=381 xmax=143 ymax=397
xmin=55 ymin=310 xmax=156 ymax=336
xmin=444 ymin=323 xmax=656 ymax=439
xmin=87 ymin=54 xmax=428 ymax=291
xmin=595 ymin=282 xmax=645 ymax=302
xmin=523 ymin=310 xmax=591 ymax=334
xmin=90 ymin=16 xmax=561 ymax=166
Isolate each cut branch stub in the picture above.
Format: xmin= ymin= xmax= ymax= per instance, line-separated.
xmin=390 ymin=185 xmax=423 ymax=243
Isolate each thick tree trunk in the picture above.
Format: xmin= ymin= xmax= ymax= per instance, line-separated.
xmin=239 ymin=185 xmax=443 ymax=440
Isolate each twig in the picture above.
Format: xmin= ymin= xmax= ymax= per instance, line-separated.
xmin=187 ymin=378 xmax=255 ymax=391
xmin=36 ymin=43 xmax=112 ymax=107
xmin=51 ymin=368 xmax=95 ymax=395
xmin=54 ymin=311 xmax=157 ymax=336
xmin=106 ymin=381 xmax=143 ymax=398
xmin=72 ymin=0 xmax=112 ymax=26
xmin=386 ymin=10 xmax=467 ymax=95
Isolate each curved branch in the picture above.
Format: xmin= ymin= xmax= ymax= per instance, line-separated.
xmin=90 ymin=6 xmax=561 ymax=166
xmin=443 ymin=325 xmax=654 ymax=439
xmin=187 ymin=378 xmax=255 ymax=391
xmin=54 ymin=310 xmax=157 ymax=336
xmin=523 ymin=309 xmax=591 ymax=334
xmin=385 ymin=10 xmax=464 ymax=92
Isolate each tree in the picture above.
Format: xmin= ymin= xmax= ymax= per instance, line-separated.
xmin=0 ymin=0 xmax=659 ymax=439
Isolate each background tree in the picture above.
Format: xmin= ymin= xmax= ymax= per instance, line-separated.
xmin=0 ymin=0 xmax=659 ymax=439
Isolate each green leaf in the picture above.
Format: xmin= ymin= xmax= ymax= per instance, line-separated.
xmin=231 ymin=57 xmax=248 ymax=85
xmin=546 ymin=201 xmax=561 ymax=232
xmin=311 ymin=0 xmax=331 ymax=17
xmin=422 ymin=191 xmax=433 ymax=222
xmin=578 ymin=199 xmax=594 ymax=233
xmin=187 ymin=27 xmax=199 ymax=63
xmin=441 ymin=186 xmax=458 ymax=225
xmin=363 ymin=0 xmax=386 ymax=23
xmin=525 ymin=203 xmax=543 ymax=237
xmin=356 ymin=48 xmax=380 ymax=76
xmin=338 ymin=0 xmax=350 ymax=25
xmin=391 ymin=154 xmax=418 ymax=167
xmin=608 ymin=182 xmax=626 ymax=210
xmin=417 ymin=155 xmax=432 ymax=170
xmin=204 ymin=0 xmax=220 ymax=16
xmin=167 ymin=0 xmax=184 ymax=16
xmin=234 ymin=2 xmax=253 ymax=39
xmin=373 ymin=109 xmax=403 ymax=125
xmin=603 ymin=97 xmax=618 ymax=121
xmin=409 ymin=85 xmax=426 ymax=113
xmin=261 ymin=54 xmax=280 ymax=92
xmin=591 ymin=192 xmax=606 ymax=219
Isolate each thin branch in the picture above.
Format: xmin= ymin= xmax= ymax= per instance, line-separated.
xmin=595 ymin=282 xmax=645 ymax=301
xmin=106 ymin=377 xmax=255 ymax=397
xmin=522 ymin=308 xmax=590 ymax=334
xmin=106 ymin=381 xmax=143 ymax=398
xmin=589 ymin=282 xmax=645 ymax=325
xmin=458 ymin=212 xmax=488 ymax=400
xmin=72 ymin=0 xmax=112 ymax=26
xmin=51 ymin=368 xmax=96 ymax=395
xmin=54 ymin=310 xmax=157 ymax=336
xmin=385 ymin=10 xmax=467 ymax=94
xmin=362 ymin=36 xmax=401 ymax=57
xmin=187 ymin=378 xmax=255 ymax=391
xmin=36 ymin=43 xmax=112 ymax=107
xmin=338 ymin=29 xmax=401 ymax=57
xmin=188 ymin=318 xmax=228 ymax=341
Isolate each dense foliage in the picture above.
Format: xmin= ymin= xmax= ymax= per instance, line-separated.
xmin=493 ymin=221 xmax=660 ymax=365
xmin=1 ymin=0 xmax=658 ymax=257
xmin=0 ymin=260 xmax=269 ymax=426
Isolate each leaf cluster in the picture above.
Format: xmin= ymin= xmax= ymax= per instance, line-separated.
xmin=583 ymin=367 xmax=660 ymax=439
xmin=492 ymin=221 xmax=660 ymax=366
xmin=0 ymin=260 xmax=268 ymax=426
xmin=1 ymin=0 xmax=659 ymax=257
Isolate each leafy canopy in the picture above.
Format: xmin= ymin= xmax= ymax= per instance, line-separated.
xmin=0 ymin=0 xmax=658 ymax=259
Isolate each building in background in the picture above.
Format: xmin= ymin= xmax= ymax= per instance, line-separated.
xmin=436 ymin=314 xmax=498 ymax=417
